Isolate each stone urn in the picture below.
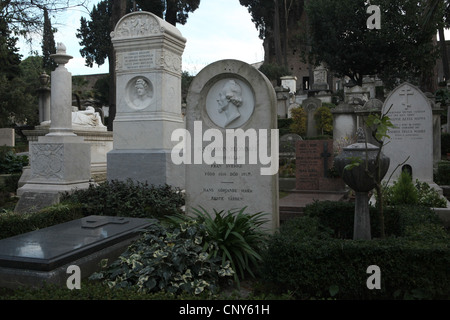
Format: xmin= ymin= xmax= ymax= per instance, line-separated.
xmin=333 ymin=128 xmax=390 ymax=240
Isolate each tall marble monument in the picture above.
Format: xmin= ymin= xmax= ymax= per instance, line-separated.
xmin=16 ymin=43 xmax=91 ymax=213
xmin=107 ymin=11 xmax=186 ymax=188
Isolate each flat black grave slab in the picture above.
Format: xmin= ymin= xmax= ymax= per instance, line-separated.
xmin=0 ymin=215 xmax=153 ymax=289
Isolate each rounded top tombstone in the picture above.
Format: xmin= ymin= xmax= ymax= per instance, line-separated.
xmin=111 ymin=11 xmax=184 ymax=40
xmin=187 ymin=59 xmax=276 ymax=131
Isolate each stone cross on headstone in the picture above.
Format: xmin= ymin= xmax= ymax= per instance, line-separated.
xmin=399 ymin=85 xmax=414 ymax=110
xmin=320 ymin=141 xmax=332 ymax=178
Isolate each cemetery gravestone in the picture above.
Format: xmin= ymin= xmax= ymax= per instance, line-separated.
xmin=0 ymin=215 xmax=153 ymax=289
xmin=382 ymin=82 xmax=434 ymax=184
xmin=302 ymin=97 xmax=322 ymax=137
xmin=296 ymin=139 xmax=345 ymax=191
xmin=15 ymin=43 xmax=91 ymax=213
xmin=107 ymin=11 xmax=186 ymax=188
xmin=183 ymin=59 xmax=279 ymax=232
xmin=331 ymin=102 xmax=357 ymax=152
xmin=0 ymin=128 xmax=14 ymax=147
xmin=280 ymin=133 xmax=302 ymax=157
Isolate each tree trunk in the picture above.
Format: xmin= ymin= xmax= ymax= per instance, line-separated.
xmin=439 ymin=27 xmax=449 ymax=82
xmin=165 ymin=0 xmax=178 ymax=25
xmin=108 ymin=0 xmax=127 ymax=131
xmin=273 ymin=0 xmax=283 ymax=66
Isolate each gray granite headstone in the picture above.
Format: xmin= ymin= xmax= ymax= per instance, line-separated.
xmin=0 ymin=215 xmax=153 ymax=289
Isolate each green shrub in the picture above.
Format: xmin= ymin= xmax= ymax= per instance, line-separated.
xmin=441 ymin=132 xmax=450 ymax=155
xmin=89 ymin=219 xmax=234 ymax=296
xmin=261 ymin=214 xmax=450 ymax=299
xmin=435 ymin=161 xmax=450 ymax=185
xmin=0 ymin=281 xmax=207 ymax=300
xmin=302 ymin=200 xmax=443 ymax=239
xmin=278 ymin=215 xmax=334 ymax=240
xmin=415 ymin=180 xmax=447 ymax=208
xmin=387 ymin=171 xmax=418 ymax=205
xmin=383 ymin=173 xmax=447 ymax=207
xmin=0 ymin=203 xmax=84 ymax=239
xmin=184 ymin=207 xmax=269 ymax=284
xmin=0 ymin=147 xmax=28 ymax=174
xmin=303 ymin=200 xmax=355 ymax=239
xmin=61 ymin=179 xmax=185 ymax=219
xmin=278 ymin=118 xmax=293 ymax=136
xmin=0 ymin=173 xmax=21 ymax=193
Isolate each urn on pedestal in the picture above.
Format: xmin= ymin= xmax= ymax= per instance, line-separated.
xmin=333 ymin=128 xmax=390 ymax=240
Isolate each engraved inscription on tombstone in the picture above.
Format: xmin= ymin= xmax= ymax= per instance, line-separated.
xmin=382 ymin=82 xmax=434 ymax=183
xmin=185 ymin=59 xmax=279 ymax=232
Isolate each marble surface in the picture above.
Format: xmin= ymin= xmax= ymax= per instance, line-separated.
xmin=0 ymin=215 xmax=154 ymax=271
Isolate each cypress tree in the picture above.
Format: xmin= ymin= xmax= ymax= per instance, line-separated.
xmin=42 ymin=7 xmax=57 ymax=72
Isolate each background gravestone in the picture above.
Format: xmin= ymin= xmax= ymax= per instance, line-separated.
xmin=302 ymin=97 xmax=321 ymax=137
xmin=184 ymin=59 xmax=279 ymax=232
xmin=107 ymin=11 xmax=186 ymax=188
xmin=296 ymin=139 xmax=345 ymax=191
xmin=382 ymin=82 xmax=435 ymax=185
xmin=0 ymin=128 xmax=14 ymax=147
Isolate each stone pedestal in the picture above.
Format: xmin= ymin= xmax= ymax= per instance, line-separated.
xmin=15 ymin=43 xmax=91 ymax=213
xmin=107 ymin=11 xmax=186 ymax=189
xmin=354 ymin=192 xmax=371 ymax=240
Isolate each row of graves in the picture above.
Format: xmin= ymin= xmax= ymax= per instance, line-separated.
xmin=0 ymin=11 xmax=448 ymax=289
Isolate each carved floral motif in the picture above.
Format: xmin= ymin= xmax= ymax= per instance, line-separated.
xmin=31 ymin=144 xmax=64 ymax=180
xmin=112 ymin=13 xmax=160 ymax=39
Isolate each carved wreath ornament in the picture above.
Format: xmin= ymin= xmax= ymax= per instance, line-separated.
xmin=111 ymin=13 xmax=161 ymax=39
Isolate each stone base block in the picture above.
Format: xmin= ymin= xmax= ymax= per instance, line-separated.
xmin=107 ymin=149 xmax=185 ymax=189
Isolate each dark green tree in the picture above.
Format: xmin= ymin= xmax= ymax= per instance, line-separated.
xmin=42 ymin=7 xmax=57 ymax=72
xmin=424 ymin=0 xmax=450 ymax=82
xmin=240 ymin=0 xmax=305 ymax=68
xmin=0 ymin=45 xmax=40 ymax=127
xmin=0 ymin=19 xmax=21 ymax=80
xmin=305 ymin=0 xmax=442 ymax=90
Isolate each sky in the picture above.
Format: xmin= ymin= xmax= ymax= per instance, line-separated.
xmin=18 ymin=0 xmax=264 ymax=76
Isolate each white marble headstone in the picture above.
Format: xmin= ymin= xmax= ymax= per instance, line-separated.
xmin=184 ymin=59 xmax=279 ymax=232
xmin=382 ymin=82 xmax=433 ymax=183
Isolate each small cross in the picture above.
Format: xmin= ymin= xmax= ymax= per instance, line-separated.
xmin=399 ymin=86 xmax=414 ymax=109
xmin=320 ymin=142 xmax=332 ymax=178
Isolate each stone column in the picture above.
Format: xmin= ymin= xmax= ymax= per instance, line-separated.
xmin=354 ymin=192 xmax=371 ymax=240
xmin=47 ymin=44 xmax=76 ymax=137
xmin=15 ymin=43 xmax=91 ymax=214
xmin=275 ymin=86 xmax=290 ymax=118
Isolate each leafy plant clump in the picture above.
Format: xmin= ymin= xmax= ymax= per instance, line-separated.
xmin=0 ymin=147 xmax=28 ymax=174
xmin=187 ymin=207 xmax=269 ymax=285
xmin=61 ymin=179 xmax=185 ymax=219
xmin=90 ymin=219 xmax=234 ymax=296
xmin=386 ymin=171 xmax=419 ymax=205
xmin=383 ymin=171 xmax=447 ymax=208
